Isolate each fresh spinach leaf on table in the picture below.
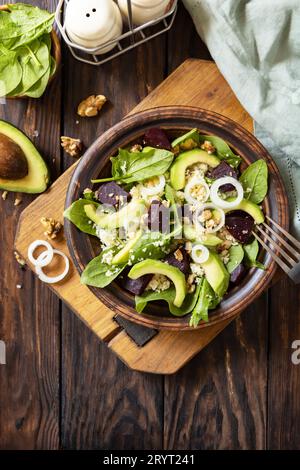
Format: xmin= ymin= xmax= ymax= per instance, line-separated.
xmin=226 ymin=244 xmax=244 ymax=274
xmin=92 ymin=147 xmax=174 ymax=184
xmin=199 ymin=134 xmax=242 ymax=168
xmin=81 ymin=247 xmax=126 ymax=288
xmin=189 ymin=278 xmax=220 ymax=327
xmin=0 ymin=4 xmax=55 ymax=50
xmin=243 ymin=238 xmax=265 ymax=269
xmin=239 ymin=159 xmax=268 ymax=204
xmin=64 ymin=199 xmax=99 ymax=236
xmin=135 ymin=283 xmax=201 ymax=316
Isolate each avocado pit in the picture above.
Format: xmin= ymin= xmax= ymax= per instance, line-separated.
xmin=0 ymin=133 xmax=28 ymax=180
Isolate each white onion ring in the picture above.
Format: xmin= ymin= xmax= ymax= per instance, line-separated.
xmin=28 ymin=240 xmax=53 ymax=267
xmin=210 ymin=176 xmax=244 ymax=209
xmin=141 ymin=175 xmax=166 ymax=196
xmin=184 ymin=176 xmax=210 ymax=205
xmin=194 ymin=203 xmax=225 ymax=233
xmin=35 ymin=249 xmax=70 ymax=284
xmin=191 ymin=244 xmax=209 ymax=264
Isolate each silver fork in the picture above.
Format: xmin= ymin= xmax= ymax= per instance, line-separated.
xmin=252 ymin=215 xmax=300 ymax=283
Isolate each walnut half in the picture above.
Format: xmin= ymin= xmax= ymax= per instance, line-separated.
xmin=77 ymin=95 xmax=107 ymax=117
xmin=40 ymin=217 xmax=63 ymax=240
xmin=61 ymin=136 xmax=83 ymax=158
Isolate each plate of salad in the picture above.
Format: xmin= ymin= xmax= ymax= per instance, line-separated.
xmin=64 ymin=107 xmax=288 ymax=330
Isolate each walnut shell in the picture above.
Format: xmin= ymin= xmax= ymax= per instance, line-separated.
xmin=0 ymin=133 xmax=28 ymax=180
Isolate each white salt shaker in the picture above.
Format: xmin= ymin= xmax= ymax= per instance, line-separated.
xmin=118 ymin=0 xmax=172 ymax=26
xmin=65 ymin=0 xmax=122 ymax=54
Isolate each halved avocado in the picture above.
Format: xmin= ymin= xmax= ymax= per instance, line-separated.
xmin=84 ymin=200 xmax=146 ymax=229
xmin=0 ymin=120 xmax=49 ymax=193
xmin=170 ymin=149 xmax=220 ymax=190
xmin=112 ymin=230 xmax=142 ymax=264
xmin=200 ymin=252 xmax=229 ymax=298
xmin=183 ymin=225 xmax=222 ymax=246
xmin=225 ymin=199 xmax=264 ymax=224
xmin=128 ymin=259 xmax=187 ymax=308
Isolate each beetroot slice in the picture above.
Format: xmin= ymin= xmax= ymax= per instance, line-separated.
xmin=143 ymin=127 xmax=171 ymax=150
xmin=147 ymin=200 xmax=170 ymax=233
xmin=95 ymin=181 xmax=130 ymax=207
xmin=165 ymin=247 xmax=190 ymax=276
xmin=225 ymin=214 xmax=254 ymax=244
xmin=230 ymin=263 xmax=247 ymax=285
xmin=122 ymin=273 xmax=152 ymax=295
xmin=209 ymin=161 xmax=238 ymax=192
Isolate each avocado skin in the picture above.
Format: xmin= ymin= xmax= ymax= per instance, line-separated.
xmin=0 ymin=119 xmax=49 ymax=193
xmin=201 ymin=252 xmax=229 ymax=298
xmin=128 ymin=259 xmax=187 ymax=308
xmin=170 ymin=149 xmax=220 ymax=190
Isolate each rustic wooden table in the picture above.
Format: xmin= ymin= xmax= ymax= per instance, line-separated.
xmin=1 ymin=1 xmax=300 ymax=450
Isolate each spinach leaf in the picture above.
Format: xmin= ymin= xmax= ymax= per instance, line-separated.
xmin=92 ymin=147 xmax=174 ymax=184
xmin=129 ymin=231 xmax=172 ymax=265
xmin=25 ymin=64 xmax=50 ymax=98
xmin=81 ymin=248 xmax=126 ymax=288
xmin=135 ymin=284 xmax=201 ymax=316
xmin=0 ymin=48 xmax=22 ymax=96
xmin=243 ymin=238 xmax=265 ymax=269
xmin=0 ymin=4 xmax=55 ymax=49
xmin=199 ymin=134 xmax=242 ymax=168
xmin=64 ymin=199 xmax=99 ymax=236
xmin=189 ymin=278 xmax=219 ymax=327
xmin=9 ymin=38 xmax=50 ymax=96
xmin=171 ymin=128 xmax=200 ymax=148
xmin=226 ymin=244 xmax=244 ymax=274
xmin=239 ymin=159 xmax=268 ymax=204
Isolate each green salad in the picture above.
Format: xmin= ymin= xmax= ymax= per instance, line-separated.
xmin=64 ymin=127 xmax=268 ymax=327
xmin=0 ymin=3 xmax=55 ymax=98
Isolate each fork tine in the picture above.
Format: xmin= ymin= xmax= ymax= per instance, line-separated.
xmin=256 ymin=225 xmax=297 ymax=267
xmin=262 ymin=222 xmax=300 ymax=260
xmin=266 ymin=216 xmax=300 ymax=250
xmin=252 ymin=232 xmax=291 ymax=275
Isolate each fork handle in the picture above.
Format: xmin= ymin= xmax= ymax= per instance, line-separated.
xmin=288 ymin=263 xmax=300 ymax=284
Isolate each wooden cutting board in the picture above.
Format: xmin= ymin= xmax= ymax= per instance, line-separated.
xmin=15 ymin=59 xmax=256 ymax=374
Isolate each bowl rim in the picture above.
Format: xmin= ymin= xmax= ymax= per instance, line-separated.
xmin=64 ymin=105 xmax=289 ymax=330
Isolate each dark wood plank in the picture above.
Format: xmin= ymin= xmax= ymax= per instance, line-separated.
xmin=164 ymin=297 xmax=268 ymax=449
xmin=0 ymin=0 xmax=61 ymax=449
xmin=267 ymin=277 xmax=300 ymax=449
xmin=60 ymin=38 xmax=166 ymax=449
xmin=163 ymin=4 xmax=268 ymax=450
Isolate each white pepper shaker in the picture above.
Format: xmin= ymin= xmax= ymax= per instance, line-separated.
xmin=118 ymin=0 xmax=173 ymax=26
xmin=65 ymin=0 xmax=122 ymax=54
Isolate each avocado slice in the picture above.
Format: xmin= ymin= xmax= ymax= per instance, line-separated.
xmin=0 ymin=120 xmax=49 ymax=193
xmin=183 ymin=225 xmax=222 ymax=246
xmin=170 ymin=149 xmax=220 ymax=190
xmin=171 ymin=129 xmax=200 ymax=148
xmin=225 ymin=199 xmax=264 ymax=224
xmin=128 ymin=259 xmax=187 ymax=308
xmin=200 ymin=252 xmax=230 ymax=298
xmin=112 ymin=230 xmax=143 ymax=264
xmin=84 ymin=200 xmax=146 ymax=229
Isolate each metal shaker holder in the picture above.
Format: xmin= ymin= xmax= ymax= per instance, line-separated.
xmin=55 ymin=0 xmax=178 ymax=66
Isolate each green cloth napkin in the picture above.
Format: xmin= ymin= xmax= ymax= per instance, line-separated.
xmin=183 ymin=0 xmax=300 ymax=235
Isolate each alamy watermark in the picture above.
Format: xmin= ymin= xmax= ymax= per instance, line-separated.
xmin=291 ymin=340 xmax=300 ymax=365
xmin=0 ymin=340 xmax=6 ymax=365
